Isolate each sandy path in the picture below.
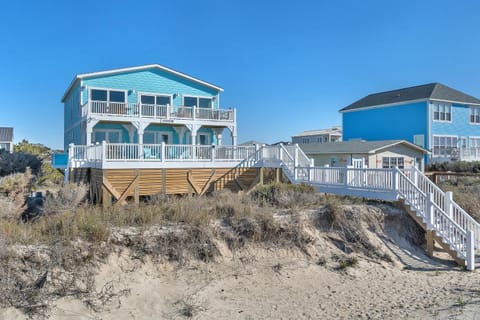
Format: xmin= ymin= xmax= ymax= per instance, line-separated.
xmin=15 ymin=249 xmax=472 ymax=320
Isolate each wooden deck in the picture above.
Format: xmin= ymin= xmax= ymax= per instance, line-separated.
xmin=76 ymin=166 xmax=284 ymax=206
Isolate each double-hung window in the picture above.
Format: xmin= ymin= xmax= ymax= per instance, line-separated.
xmin=470 ymin=106 xmax=480 ymax=124
xmin=433 ymin=135 xmax=458 ymax=157
xmin=432 ymin=102 xmax=451 ymax=121
xmin=382 ymin=157 xmax=404 ymax=169
xmin=469 ymin=137 xmax=480 ymax=157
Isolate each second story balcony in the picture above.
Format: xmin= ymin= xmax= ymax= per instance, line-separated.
xmin=82 ymin=101 xmax=235 ymax=123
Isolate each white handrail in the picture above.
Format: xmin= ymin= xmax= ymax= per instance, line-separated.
xmin=411 ymin=166 xmax=480 ymax=249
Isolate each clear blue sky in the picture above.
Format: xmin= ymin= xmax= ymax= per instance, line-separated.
xmin=1 ymin=0 xmax=480 ymax=149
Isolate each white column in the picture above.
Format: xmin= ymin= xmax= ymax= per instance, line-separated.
xmin=212 ymin=128 xmax=224 ymax=146
xmin=173 ymin=126 xmax=187 ymax=144
xmin=187 ymin=124 xmax=200 ymax=145
xmin=467 ymin=230 xmax=475 ymax=271
xmin=85 ymin=118 xmax=99 ymax=146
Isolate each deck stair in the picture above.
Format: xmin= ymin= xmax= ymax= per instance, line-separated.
xmin=246 ymin=144 xmax=480 ymax=270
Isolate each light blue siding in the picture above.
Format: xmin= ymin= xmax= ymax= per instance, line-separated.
xmin=430 ymin=103 xmax=480 ymax=139
xmin=64 ymin=82 xmax=82 ymax=150
xmin=82 ymin=69 xmax=219 ymax=108
xmin=342 ymin=101 xmax=428 ymax=144
xmin=63 ymin=66 xmax=225 ymax=152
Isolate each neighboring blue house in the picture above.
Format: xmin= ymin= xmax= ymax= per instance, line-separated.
xmin=61 ymin=64 xmax=237 ymax=152
xmin=340 ymin=83 xmax=480 ymax=163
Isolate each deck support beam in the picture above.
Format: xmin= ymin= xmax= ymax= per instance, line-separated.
xmin=275 ymin=168 xmax=280 ymax=183
xmin=426 ymin=230 xmax=435 ymax=258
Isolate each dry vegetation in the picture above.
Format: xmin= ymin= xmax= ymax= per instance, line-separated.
xmin=0 ymin=171 xmax=421 ymax=318
xmin=437 ymin=177 xmax=480 ymax=221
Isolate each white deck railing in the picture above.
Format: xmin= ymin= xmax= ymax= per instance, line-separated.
xmin=82 ymin=101 xmax=235 ymax=122
xmin=409 ymin=166 xmax=480 ymax=249
xmin=68 ymin=142 xmax=256 ymax=164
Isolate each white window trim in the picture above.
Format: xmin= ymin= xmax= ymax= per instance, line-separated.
xmin=137 ymin=91 xmax=173 ymax=106
xmin=182 ymin=95 xmax=213 ymax=109
xmin=93 ymin=129 xmax=122 ymax=143
xmin=431 ymin=102 xmax=452 ymax=123
xmin=197 ymin=132 xmax=211 ymax=145
xmin=89 ymin=87 xmax=128 ymax=103
xmin=469 ymin=106 xmax=480 ymax=125
xmin=469 ymin=136 xmax=480 ymax=147
xmin=432 ymin=134 xmax=458 ymax=157
xmin=143 ymin=130 xmax=173 ymax=144
xmin=382 ymin=156 xmax=405 ymax=169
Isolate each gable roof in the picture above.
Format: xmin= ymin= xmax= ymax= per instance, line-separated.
xmin=62 ymin=64 xmax=224 ymax=102
xmin=299 ymin=140 xmax=428 ymax=155
xmin=0 ymin=127 xmax=13 ymax=142
xmin=239 ymin=140 xmax=267 ymax=146
xmin=340 ymin=83 xmax=480 ymax=112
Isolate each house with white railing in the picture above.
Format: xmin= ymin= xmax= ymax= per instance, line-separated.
xmin=60 ymin=64 xmax=236 ymax=153
xmin=341 ymin=83 xmax=480 ymax=163
xmin=53 ymin=64 xmax=256 ymax=202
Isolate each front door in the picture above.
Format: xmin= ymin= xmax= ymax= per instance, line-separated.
xmin=352 ymin=158 xmax=364 ymax=168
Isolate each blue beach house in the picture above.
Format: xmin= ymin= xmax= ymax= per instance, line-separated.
xmin=340 ymin=83 xmax=480 ymax=164
xmin=61 ymin=64 xmax=237 ymax=152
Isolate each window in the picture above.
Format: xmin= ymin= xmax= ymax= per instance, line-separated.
xmin=109 ymin=91 xmax=125 ymax=103
xmin=144 ymin=131 xmax=171 ymax=144
xmin=93 ymin=130 xmax=121 ymax=143
xmin=183 ymin=96 xmax=212 ymax=108
xmin=433 ymin=135 xmax=458 ymax=157
xmin=140 ymin=94 xmax=171 ymax=106
xmin=198 ymin=133 xmax=210 ymax=145
xmin=0 ymin=143 xmax=10 ymax=152
xmin=432 ymin=102 xmax=451 ymax=121
xmin=413 ymin=134 xmax=425 ymax=148
xmin=382 ymin=157 xmax=405 ymax=169
xmin=90 ymin=89 xmax=126 ymax=103
xmin=91 ymin=89 xmax=108 ymax=101
xmin=302 ymin=137 xmax=309 ymax=144
xmin=470 ymin=137 xmax=480 ymax=148
xmin=470 ymin=107 xmax=480 ymax=124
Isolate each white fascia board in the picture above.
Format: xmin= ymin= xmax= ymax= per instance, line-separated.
xmin=428 ymin=98 xmax=480 ymax=106
xmin=339 ymin=98 xmax=428 ymax=113
xmin=371 ymin=141 xmax=430 ymax=154
xmin=62 ymin=64 xmax=224 ymax=103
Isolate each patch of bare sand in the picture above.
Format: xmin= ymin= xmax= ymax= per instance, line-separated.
xmin=45 ymin=249 xmax=480 ymax=320
xmin=4 ymin=204 xmax=480 ymax=320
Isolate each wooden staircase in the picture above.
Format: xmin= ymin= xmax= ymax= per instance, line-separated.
xmin=401 ymin=201 xmax=479 ymax=268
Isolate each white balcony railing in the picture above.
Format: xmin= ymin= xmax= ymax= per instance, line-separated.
xmin=82 ymin=101 xmax=235 ymax=122
xmin=69 ymin=143 xmax=255 ymax=165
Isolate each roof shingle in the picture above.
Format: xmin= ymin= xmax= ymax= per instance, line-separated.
xmin=0 ymin=127 xmax=13 ymax=142
xmin=340 ymin=83 xmax=480 ymax=112
xmin=299 ymin=140 xmax=428 ymax=154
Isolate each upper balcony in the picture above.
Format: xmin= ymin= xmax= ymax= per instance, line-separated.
xmin=81 ymin=101 xmax=235 ymax=125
